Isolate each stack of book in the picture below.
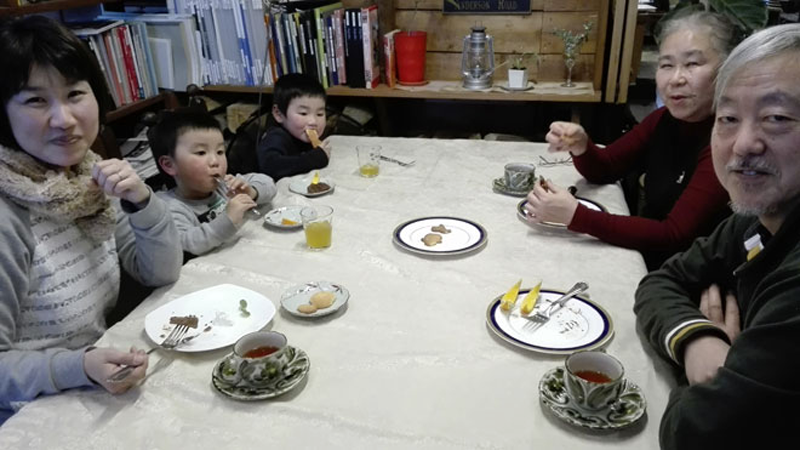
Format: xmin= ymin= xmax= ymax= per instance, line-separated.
xmin=266 ymin=1 xmax=381 ymax=89
xmin=71 ymin=20 xmax=160 ymax=108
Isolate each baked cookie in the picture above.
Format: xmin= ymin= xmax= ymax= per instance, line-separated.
xmin=310 ymin=291 xmax=336 ymax=309
xmin=421 ymin=233 xmax=443 ymax=246
xmin=297 ymin=304 xmax=318 ymax=314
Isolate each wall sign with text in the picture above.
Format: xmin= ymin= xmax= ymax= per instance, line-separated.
xmin=443 ymin=0 xmax=531 ymax=14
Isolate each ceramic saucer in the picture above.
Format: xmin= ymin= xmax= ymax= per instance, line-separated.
xmin=212 ymin=346 xmax=310 ymax=401
xmin=264 ymin=205 xmax=304 ymax=229
xmin=538 ymin=367 xmax=646 ymax=430
xmin=281 ymin=281 xmax=349 ymax=318
xmin=492 ymin=177 xmax=530 ymax=197
xmin=288 ymin=177 xmax=335 ymax=197
xmin=499 ymin=82 xmax=534 ymax=92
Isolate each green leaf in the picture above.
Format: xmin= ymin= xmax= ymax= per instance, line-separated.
xmin=708 ymin=0 xmax=767 ymax=33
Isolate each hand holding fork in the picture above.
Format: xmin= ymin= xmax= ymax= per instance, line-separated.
xmin=106 ymin=324 xmax=192 ymax=383
xmin=215 ymin=176 xmax=261 ymax=217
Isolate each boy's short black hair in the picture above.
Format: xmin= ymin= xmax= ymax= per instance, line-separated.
xmin=0 ymin=15 xmax=113 ymax=150
xmin=148 ymin=108 xmax=222 ymax=183
xmin=272 ymin=73 xmax=327 ymax=115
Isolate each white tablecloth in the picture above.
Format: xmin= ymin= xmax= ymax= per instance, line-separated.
xmin=0 ymin=136 xmax=673 ymax=449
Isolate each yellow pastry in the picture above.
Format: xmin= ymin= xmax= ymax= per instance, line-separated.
xmin=520 ymin=280 xmax=542 ymax=315
xmin=500 ymin=279 xmax=522 ymax=312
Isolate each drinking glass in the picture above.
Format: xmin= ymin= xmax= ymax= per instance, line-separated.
xmin=357 ymin=145 xmax=381 ymax=177
xmin=301 ymin=205 xmax=333 ymax=249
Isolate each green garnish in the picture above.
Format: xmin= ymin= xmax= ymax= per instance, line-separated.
xmin=239 ymin=299 xmax=251 ymax=317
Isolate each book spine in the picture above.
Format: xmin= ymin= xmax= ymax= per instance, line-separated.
xmin=314 ymin=9 xmax=328 ymax=88
xmin=333 ymin=9 xmax=346 ymax=85
xmin=109 ymin=28 xmax=132 ymax=104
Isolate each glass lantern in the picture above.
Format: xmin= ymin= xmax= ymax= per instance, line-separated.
xmin=461 ymin=26 xmax=495 ymax=90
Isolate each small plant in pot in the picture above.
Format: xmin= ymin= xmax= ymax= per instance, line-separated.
xmin=507 ymin=53 xmax=538 ymax=89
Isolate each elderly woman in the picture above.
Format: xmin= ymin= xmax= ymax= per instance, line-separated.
xmin=525 ymin=11 xmax=735 ymax=270
xmin=0 ymin=16 xmax=182 ymax=422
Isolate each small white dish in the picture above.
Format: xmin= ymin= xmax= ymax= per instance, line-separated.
xmin=280 ymin=281 xmax=349 ymax=318
xmin=144 ymin=284 xmax=276 ymax=353
xmin=539 ymin=367 xmax=646 ymax=430
xmin=212 ymin=346 xmax=310 ymax=401
xmin=288 ymin=177 xmax=335 ymax=197
xmin=264 ymin=205 xmax=304 ymax=229
xmin=499 ymin=82 xmax=534 ymax=92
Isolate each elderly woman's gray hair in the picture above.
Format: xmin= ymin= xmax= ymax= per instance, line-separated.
xmin=714 ymin=23 xmax=800 ymax=107
xmin=657 ymin=11 xmax=737 ymax=61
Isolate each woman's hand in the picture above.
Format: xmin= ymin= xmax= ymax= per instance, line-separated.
xmin=84 ymin=347 xmax=149 ymax=394
xmin=92 ymin=159 xmax=150 ymax=205
xmin=545 ymin=121 xmax=589 ymax=156
xmin=223 ymin=174 xmax=257 ymax=200
xmin=523 ymin=180 xmax=579 ymax=226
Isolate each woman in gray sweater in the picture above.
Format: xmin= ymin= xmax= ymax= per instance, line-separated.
xmin=0 ymin=16 xmax=182 ymax=422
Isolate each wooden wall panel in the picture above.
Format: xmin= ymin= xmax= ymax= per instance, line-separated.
xmin=395 ymin=11 xmax=543 ymax=53
xmin=540 ymin=12 xmax=599 ymax=54
xmin=423 ymin=52 xmax=592 ymax=82
xmin=395 ymin=0 xmax=543 ymax=10
xmin=543 ymin=0 xmax=601 ymax=12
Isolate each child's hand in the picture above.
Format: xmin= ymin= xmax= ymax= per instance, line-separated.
xmin=320 ymin=138 xmax=332 ymax=159
xmin=225 ymin=193 xmax=257 ymax=226
xmin=223 ymin=174 xmax=257 ymax=200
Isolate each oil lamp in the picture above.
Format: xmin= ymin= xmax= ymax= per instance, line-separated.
xmin=461 ymin=25 xmax=495 ymax=90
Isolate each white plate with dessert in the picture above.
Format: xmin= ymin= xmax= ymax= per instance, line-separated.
xmin=280 ymin=281 xmax=349 ymax=318
xmin=393 ymin=217 xmax=488 ymax=256
xmin=288 ymin=176 xmax=335 ymax=197
xmin=144 ymin=284 xmax=276 ymax=352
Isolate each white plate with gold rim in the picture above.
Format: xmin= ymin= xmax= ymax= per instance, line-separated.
xmin=393 ymin=217 xmax=487 ymax=256
xmin=264 ymin=205 xmax=304 ymax=229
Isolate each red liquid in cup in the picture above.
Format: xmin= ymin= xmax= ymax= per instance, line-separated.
xmin=243 ymin=346 xmax=279 ymax=358
xmin=575 ymin=370 xmax=613 ymax=383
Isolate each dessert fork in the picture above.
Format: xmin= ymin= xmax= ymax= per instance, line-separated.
xmin=106 ymin=324 xmax=191 ymax=383
xmin=522 ymin=282 xmax=589 ymax=334
xmin=379 ymin=155 xmax=416 ymax=167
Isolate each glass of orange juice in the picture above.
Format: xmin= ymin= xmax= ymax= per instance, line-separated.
xmin=301 ymin=205 xmax=333 ymax=249
xmin=357 ymin=145 xmax=381 ymax=177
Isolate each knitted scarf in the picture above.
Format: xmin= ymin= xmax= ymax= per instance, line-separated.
xmin=0 ymin=145 xmax=115 ymax=243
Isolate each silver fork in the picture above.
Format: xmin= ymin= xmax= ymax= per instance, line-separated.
xmin=522 ymin=282 xmax=589 ymax=334
xmin=215 ymin=177 xmax=262 ymax=217
xmin=106 ymin=324 xmax=191 ymax=383
xmin=380 ymin=155 xmax=416 ymax=167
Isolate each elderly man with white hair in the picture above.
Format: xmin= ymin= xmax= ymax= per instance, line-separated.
xmin=634 ymin=23 xmax=800 ymax=449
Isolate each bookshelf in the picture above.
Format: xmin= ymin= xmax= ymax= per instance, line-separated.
xmin=204 ymin=81 xmax=601 ymax=103
xmin=0 ymin=0 xmax=117 ymax=17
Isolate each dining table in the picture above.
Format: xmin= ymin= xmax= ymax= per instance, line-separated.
xmin=0 ymin=135 xmax=675 ymax=449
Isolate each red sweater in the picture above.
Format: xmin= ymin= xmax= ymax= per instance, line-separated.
xmin=568 ymin=107 xmax=730 ymax=260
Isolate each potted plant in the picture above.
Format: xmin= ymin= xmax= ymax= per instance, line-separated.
xmin=507 ymin=52 xmax=537 ymax=89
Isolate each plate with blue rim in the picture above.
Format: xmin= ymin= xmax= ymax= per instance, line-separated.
xmin=539 ymin=366 xmax=646 ymax=430
xmin=393 ymin=217 xmax=488 ymax=256
xmin=517 ymin=197 xmax=606 ymax=228
xmin=211 ymin=345 xmax=310 ymax=401
xmin=485 ymin=288 xmax=614 ymax=354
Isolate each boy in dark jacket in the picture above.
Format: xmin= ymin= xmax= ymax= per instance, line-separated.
xmin=255 ymin=74 xmax=330 ymax=181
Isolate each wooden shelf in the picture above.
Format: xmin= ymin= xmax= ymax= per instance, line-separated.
xmin=203 ymin=81 xmax=601 ymax=103
xmin=0 ymin=0 xmax=117 ymax=17
xmin=105 ymin=91 xmax=177 ymax=123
